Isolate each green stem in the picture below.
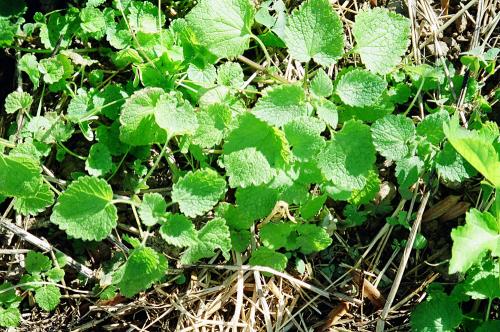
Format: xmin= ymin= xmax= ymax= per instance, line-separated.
xmin=495 ymin=187 xmax=500 ymax=225
xmin=486 ymin=298 xmax=492 ymax=321
xmin=12 ymin=46 xmax=100 ymax=54
xmin=57 ymin=143 xmax=87 ymax=160
xmin=250 ymin=34 xmax=272 ymax=66
xmin=0 ymin=138 xmax=16 ymax=148
xmin=111 ymin=197 xmax=140 ymax=207
xmin=140 ymin=138 xmax=171 ymax=187
xmin=107 ymin=151 xmax=129 ymax=182
xmin=404 ymin=78 xmax=425 ymax=116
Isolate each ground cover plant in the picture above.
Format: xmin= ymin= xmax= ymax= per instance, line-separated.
xmin=0 ymin=0 xmax=499 ymax=330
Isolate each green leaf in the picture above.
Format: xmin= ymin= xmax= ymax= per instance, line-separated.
xmin=25 ymin=251 xmax=52 ymax=274
xmin=50 ymin=176 xmax=118 ymax=241
xmin=416 ymin=110 xmax=449 ymax=146
xmin=348 ymin=170 xmax=380 ymax=206
xmin=186 ymin=0 xmax=255 ymax=58
xmin=315 ymin=100 xmax=338 ymax=129
xmin=4 ymin=91 xmax=33 ymax=114
xmin=159 ymin=213 xmax=198 ymax=247
xmin=395 ymin=156 xmax=423 ymax=198
xmin=80 ymin=7 xmax=106 ymax=39
xmin=249 ymin=247 xmax=288 ymax=272
xmin=371 ymin=114 xmax=415 ymax=161
xmin=339 ymin=92 xmax=394 ymax=123
xmin=317 ymin=120 xmax=376 ymax=191
xmin=353 ymin=7 xmax=410 ymax=74
xmin=300 ymin=194 xmax=327 ymax=219
xmin=223 ymin=112 xmax=291 ymax=169
xmin=449 ymin=209 xmax=500 ymax=274
xmin=46 ymin=268 xmax=65 ymax=282
xmin=476 ymin=320 xmax=500 ymax=332
xmin=283 ymin=0 xmax=344 ymax=66
xmin=127 ymin=1 xmax=164 ymax=34
xmin=0 ymin=308 xmax=21 ymax=328
xmin=410 ymin=290 xmax=462 ymax=332
xmin=335 ymin=69 xmax=387 ymax=107
xmin=0 ymin=154 xmax=54 ymax=215
xmin=230 ymin=229 xmax=251 ymax=252
xmin=236 ymin=185 xmax=279 ymax=220
xmin=119 ymin=88 xmax=198 ymax=146
xmin=283 ymin=116 xmax=325 ymax=160
xmin=192 ymin=104 xmax=232 ymax=149
xmin=436 ymin=142 xmax=477 ymax=183
xmin=35 ymin=285 xmax=61 ymax=311
xmin=215 ymin=203 xmax=254 ymax=230
xmin=85 ymin=143 xmax=113 ymax=177
xmin=18 ymin=54 xmax=40 ymax=88
xmin=139 ymin=193 xmax=167 ymax=226
xmin=223 ymin=148 xmax=275 ymax=188
xmin=172 ymin=168 xmax=227 ymax=217
xmin=116 ymin=246 xmax=167 ymax=297
xmin=443 ymin=115 xmax=500 ymax=188
xmin=180 ymin=218 xmax=232 ymax=264
xmin=0 ymin=282 xmax=21 ymax=304
xmin=310 ymin=69 xmax=333 ymax=97
xmin=187 ymin=63 xmax=217 ymax=88
xmin=295 ymin=223 xmax=332 ymax=254
xmin=462 ymin=258 xmax=500 ymax=300
xmin=217 ymin=61 xmax=244 ymax=88
xmin=38 ymin=55 xmax=73 ymax=85
xmin=253 ymin=85 xmax=308 ymax=127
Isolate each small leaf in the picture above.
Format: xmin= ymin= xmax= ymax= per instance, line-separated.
xmin=35 ymin=285 xmax=61 ymax=311
xmin=18 ymin=54 xmax=40 ymax=88
xmin=416 ymin=110 xmax=449 ymax=146
xmin=217 ymin=61 xmax=244 ymax=87
xmin=371 ymin=114 xmax=415 ymax=161
xmin=172 ymin=168 xmax=227 ymax=217
xmin=353 ymin=7 xmax=411 ymax=74
xmin=50 ymin=176 xmax=117 ymax=241
xmin=85 ymin=143 xmax=113 ymax=177
xmin=192 ymin=104 xmax=232 ymax=149
xmin=249 ymin=247 xmax=288 ymax=272
xmin=295 ymin=223 xmax=332 ymax=254
xmin=4 ymin=91 xmax=33 ymax=114
xmin=160 ymin=213 xmax=198 ymax=247
xmin=116 ymin=246 xmax=167 ymax=297
xmin=310 ymin=69 xmax=333 ymax=97
xmin=436 ymin=142 xmax=477 ymax=183
xmin=283 ymin=0 xmax=344 ymax=66
xmin=449 ymin=209 xmax=500 ymax=274
xmin=283 ymin=116 xmax=325 ymax=160
xmin=0 ymin=308 xmax=21 ymax=328
xmin=253 ymin=85 xmax=308 ymax=127
xmin=25 ymin=251 xmax=52 ymax=274
xmin=410 ymin=289 xmax=462 ymax=332
xmin=462 ymin=258 xmax=500 ymax=300
xmin=335 ymin=69 xmax=387 ymax=107
xmin=236 ymin=185 xmax=279 ymax=221
xmin=139 ymin=193 xmax=167 ymax=226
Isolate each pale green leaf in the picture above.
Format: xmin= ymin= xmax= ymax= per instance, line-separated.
xmin=335 ymin=69 xmax=387 ymax=107
xmin=315 ymin=99 xmax=338 ymax=129
xmin=463 ymin=259 xmax=500 ymax=300
xmin=25 ymin=251 xmax=52 ymax=274
xmin=18 ymin=54 xmax=40 ymax=88
xmin=223 ymin=148 xmax=275 ymax=188
xmin=249 ymin=247 xmax=288 ymax=272
xmin=436 ymin=142 xmax=477 ymax=183
xmin=236 ymin=185 xmax=279 ymax=220
xmin=186 ymin=0 xmax=255 ymax=58
xmin=411 ymin=290 xmax=462 ymax=332
xmin=85 ymin=143 xmax=113 ymax=177
xmin=139 ymin=193 xmax=167 ymax=226
xmin=371 ymin=114 xmax=415 ymax=161
xmin=4 ymin=91 xmax=33 ymax=114
xmin=253 ymin=85 xmax=308 ymax=127
xmin=283 ymin=0 xmax=344 ymax=66
xmin=0 ymin=307 xmax=21 ymax=327
xmin=416 ymin=110 xmax=449 ymax=146
xmin=191 ymin=104 xmax=232 ymax=149
xmin=310 ymin=69 xmax=333 ymax=97
xmin=159 ymin=213 xmax=198 ymax=247
xmin=172 ymin=168 xmax=226 ymax=217
xmin=283 ymin=116 xmax=325 ymax=160
xmin=217 ymin=61 xmax=244 ymax=87
xmin=50 ymin=176 xmax=117 ymax=241
xmin=353 ymin=7 xmax=410 ymax=74
xmin=449 ymin=209 xmax=500 ymax=274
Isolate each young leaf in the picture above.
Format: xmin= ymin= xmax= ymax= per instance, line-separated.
xmin=50 ymin=176 xmax=117 ymax=241
xmin=139 ymin=193 xmax=167 ymax=226
xmin=191 ymin=104 xmax=232 ymax=149
xmin=223 ymin=148 xmax=275 ymax=188
xmin=436 ymin=142 xmax=477 ymax=183
xmin=236 ymin=185 xmax=279 ymax=220
xmin=416 ymin=110 xmax=449 ymax=146
xmin=395 ymin=156 xmax=423 ymax=198
xmin=449 ymin=209 xmax=500 ymax=274
xmin=172 ymin=168 xmax=227 ymax=217
xmin=295 ymin=223 xmax=332 ymax=254
xmin=283 ymin=116 xmax=326 ymax=160
xmin=443 ymin=116 xmax=500 ymax=188
xmin=116 ymin=246 xmax=167 ymax=297
xmin=283 ymin=0 xmax=344 ymax=66
xmin=35 ymin=285 xmax=61 ymax=311
xmin=315 ymin=100 xmax=338 ymax=129
xmin=310 ymin=69 xmax=333 ymax=97
xmin=119 ymin=88 xmax=198 ymax=146
xmin=253 ymin=85 xmax=308 ymax=127
xmin=180 ymin=218 xmax=232 ymax=264
xmin=410 ymin=289 xmax=462 ymax=332
xmin=186 ymin=0 xmax=255 ymax=59
xmin=25 ymin=251 xmax=52 ymax=274
xmin=160 ymin=213 xmax=198 ymax=247
xmin=353 ymin=8 xmax=410 ymax=74
xmin=249 ymin=247 xmax=288 ymax=272
xmin=335 ymin=69 xmax=387 ymax=107
xmin=215 ymin=203 xmax=254 ymax=230
xmin=4 ymin=91 xmax=33 ymax=114
xmin=223 ymin=112 xmax=291 ymax=169
xmin=317 ymin=120 xmax=376 ymax=191
xmin=217 ymin=61 xmax=244 ymax=88
xmin=371 ymin=114 xmax=415 ymax=161
xmin=85 ymin=143 xmax=113 ymax=177
xmin=0 ymin=307 xmax=21 ymax=328
xmin=18 ymin=54 xmax=40 ymax=88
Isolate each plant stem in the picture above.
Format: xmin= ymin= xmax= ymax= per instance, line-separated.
xmin=237 ymin=55 xmax=289 ymax=84
xmin=0 ymin=138 xmax=16 ymax=148
xmin=140 ymin=138 xmax=171 ymax=187
xmin=250 ymin=34 xmax=272 ymax=66
xmin=57 ymin=143 xmax=87 ymax=160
